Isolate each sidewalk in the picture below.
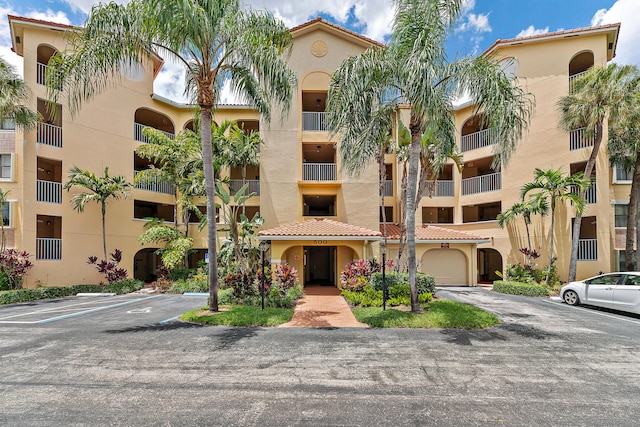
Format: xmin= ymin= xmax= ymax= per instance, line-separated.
xmin=280 ymin=285 xmax=368 ymax=328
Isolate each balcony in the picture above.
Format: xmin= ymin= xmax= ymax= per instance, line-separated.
xmin=134 ymin=122 xmax=175 ymax=143
xmin=569 ymin=127 xmax=594 ymax=151
xmin=303 ymin=163 xmax=336 ymax=181
xmin=569 ymin=70 xmax=589 ymax=94
xmin=36 ymin=62 xmax=47 ymax=85
xmin=36 ymin=238 xmax=62 ymax=260
xmin=134 ymin=170 xmax=174 ymax=195
xmin=461 ymin=127 xmax=497 ymax=152
xmin=577 ymin=238 xmax=597 ymax=261
xmin=37 ymin=180 xmax=62 ymax=204
xmin=230 ymin=179 xmax=260 ymax=196
xmin=302 ymin=112 xmax=327 ymax=131
xmin=426 ymin=180 xmax=454 ymax=197
xmin=461 ymin=172 xmax=501 ymax=195
xmin=37 ymin=122 xmax=62 ymax=148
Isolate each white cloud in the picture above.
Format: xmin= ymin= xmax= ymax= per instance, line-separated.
xmin=515 ymin=25 xmax=550 ymax=38
xmin=591 ymin=0 xmax=640 ymax=65
xmin=63 ymin=0 xmax=127 ymax=15
xmin=152 ymin=59 xmax=190 ymax=104
xmin=462 ymin=13 xmax=491 ymax=33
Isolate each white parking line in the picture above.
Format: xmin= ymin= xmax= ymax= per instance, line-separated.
xmin=544 ymin=299 xmax=640 ymax=325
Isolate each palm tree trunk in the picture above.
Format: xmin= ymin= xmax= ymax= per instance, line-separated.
xmin=101 ymin=202 xmax=107 ymax=261
xmin=379 ymin=150 xmax=388 ymax=255
xmin=201 ymin=106 xmax=219 ymax=312
xmin=397 ymin=161 xmax=408 ymax=270
xmin=524 ymin=218 xmax=533 ymax=267
xmin=406 ymin=117 xmax=422 ymax=313
xmin=625 ymin=153 xmax=640 ymax=270
xmin=546 ymin=205 xmax=556 ymax=286
xmin=568 ymin=123 xmax=603 ymax=282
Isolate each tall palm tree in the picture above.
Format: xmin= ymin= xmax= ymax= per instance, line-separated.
xmin=64 ymin=166 xmax=132 ymax=260
xmin=558 ymin=63 xmax=640 ymax=282
xmin=327 ymin=0 xmax=533 ymax=313
xmin=497 ymin=196 xmax=548 ymax=266
xmin=47 ymin=0 xmax=296 ymax=312
xmin=521 ymin=168 xmax=590 ymax=285
xmin=0 ymin=57 xmax=38 ymax=130
xmin=607 ymin=96 xmax=640 ymax=270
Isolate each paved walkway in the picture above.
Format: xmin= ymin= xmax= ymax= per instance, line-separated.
xmin=280 ymin=285 xmax=368 ymax=328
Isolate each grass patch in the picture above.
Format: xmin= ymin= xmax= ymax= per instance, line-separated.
xmin=352 ymin=299 xmax=500 ymax=329
xmin=180 ymin=305 xmax=294 ymax=327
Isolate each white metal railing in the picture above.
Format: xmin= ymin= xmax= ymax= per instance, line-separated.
xmin=134 ymin=122 xmax=175 ymax=143
xmin=229 ymin=179 xmax=260 ymax=196
xmin=578 ymin=238 xmax=597 ymax=261
xmin=381 ymin=180 xmax=393 ymax=197
xmin=569 ymin=127 xmax=594 ymax=151
xmin=37 ymin=122 xmax=62 ymax=148
xmin=302 ymin=112 xmax=328 ymax=131
xmin=425 ymin=180 xmax=454 ymax=197
xmin=571 ymin=180 xmax=596 ymax=204
xmin=134 ymin=170 xmax=175 ymax=195
xmin=303 ymin=163 xmax=336 ymax=181
xmin=36 ymin=238 xmax=62 ymax=260
xmin=461 ymin=172 xmax=501 ymax=195
xmin=569 ymin=70 xmax=589 ymax=94
xmin=461 ymin=127 xmax=497 ymax=152
xmin=36 ymin=62 xmax=47 ymax=85
xmin=36 ymin=180 xmax=62 ymax=204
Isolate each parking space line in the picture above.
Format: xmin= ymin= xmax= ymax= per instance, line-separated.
xmin=160 ymin=315 xmax=181 ymax=324
xmin=543 ymin=299 xmax=640 ymax=325
xmin=0 ymin=296 xmax=140 ymax=321
xmin=37 ymin=295 xmax=162 ymax=323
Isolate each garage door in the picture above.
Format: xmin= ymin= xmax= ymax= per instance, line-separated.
xmin=421 ymin=249 xmax=467 ymax=286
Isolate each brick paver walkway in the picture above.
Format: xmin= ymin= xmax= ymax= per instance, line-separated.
xmin=280 ymin=285 xmax=368 ymax=328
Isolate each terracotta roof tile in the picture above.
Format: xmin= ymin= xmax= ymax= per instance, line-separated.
xmin=381 ymin=224 xmax=489 ymax=242
xmin=289 ymin=17 xmax=384 ymax=48
xmin=260 ymin=218 xmax=382 ymax=238
xmin=8 ymin=14 xmax=77 ymax=31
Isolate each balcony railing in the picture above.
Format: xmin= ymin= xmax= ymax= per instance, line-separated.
xmin=36 ymin=238 xmax=62 ymax=260
xmin=302 ymin=112 xmax=328 ymax=131
xmin=461 ymin=127 xmax=497 ymax=152
xmin=134 ymin=170 xmax=175 ymax=195
xmin=578 ymin=238 xmax=597 ymax=261
xmin=134 ymin=122 xmax=175 ymax=143
xmin=569 ymin=70 xmax=589 ymax=94
xmin=303 ymin=163 xmax=336 ymax=181
xmin=381 ymin=180 xmax=393 ymax=197
xmin=461 ymin=172 xmax=501 ymax=195
xmin=37 ymin=122 xmax=62 ymax=148
xmin=229 ymin=179 xmax=260 ymax=196
xmin=37 ymin=180 xmax=62 ymax=204
xmin=569 ymin=127 xmax=594 ymax=151
xmin=36 ymin=62 xmax=47 ymax=85
xmin=425 ymin=180 xmax=454 ymax=197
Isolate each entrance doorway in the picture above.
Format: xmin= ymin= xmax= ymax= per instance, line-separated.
xmin=478 ymin=248 xmax=503 ymax=283
xmin=304 ymin=246 xmax=336 ymax=286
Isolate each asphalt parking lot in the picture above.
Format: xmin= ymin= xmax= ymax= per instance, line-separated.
xmin=1 ymin=288 xmax=639 ymax=426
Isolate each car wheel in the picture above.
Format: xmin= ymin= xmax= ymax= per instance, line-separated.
xmin=563 ymin=290 xmax=580 ymax=306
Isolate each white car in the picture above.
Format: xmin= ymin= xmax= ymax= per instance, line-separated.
xmin=560 ymin=272 xmax=640 ymax=314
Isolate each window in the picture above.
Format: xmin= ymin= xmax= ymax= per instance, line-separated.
xmin=586 ymin=274 xmax=622 ymax=285
xmin=613 ymin=164 xmax=633 ymax=183
xmin=1 ymin=202 xmax=11 ymax=227
xmin=0 ymin=154 xmax=13 ymax=180
xmin=0 ymin=120 xmax=15 ymax=130
xmin=615 ymin=204 xmax=628 ymax=228
xmin=625 ymin=274 xmax=640 ymax=286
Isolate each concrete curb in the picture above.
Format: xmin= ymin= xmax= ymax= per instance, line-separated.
xmin=76 ymin=293 xmax=116 ymax=297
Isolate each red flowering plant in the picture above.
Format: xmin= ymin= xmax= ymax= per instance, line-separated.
xmin=340 ymin=259 xmax=373 ymax=291
xmin=274 ymin=262 xmax=299 ymax=290
xmin=88 ymin=249 xmax=128 ymax=284
xmin=0 ymin=249 xmax=34 ymax=290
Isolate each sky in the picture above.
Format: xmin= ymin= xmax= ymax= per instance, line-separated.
xmin=1 ymin=0 xmax=639 ymax=104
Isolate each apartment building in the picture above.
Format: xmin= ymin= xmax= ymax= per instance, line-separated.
xmin=6 ymin=15 xmax=623 ymax=287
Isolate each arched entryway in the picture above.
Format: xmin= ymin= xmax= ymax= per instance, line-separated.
xmin=133 ymin=248 xmax=161 ymax=282
xmin=421 ymin=249 xmax=468 ymax=286
xmin=478 ymin=248 xmax=503 ymax=283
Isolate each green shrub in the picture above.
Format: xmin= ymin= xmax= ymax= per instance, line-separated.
xmin=169 ymin=278 xmax=208 ymax=294
xmin=170 ymin=268 xmax=195 ymax=281
xmin=493 ymin=280 xmax=550 ymax=297
xmin=215 ymin=284 xmax=303 ymax=309
xmin=370 ymin=272 xmax=436 ymax=295
xmin=105 ymin=278 xmax=144 ymax=294
xmin=342 ymin=284 xmax=433 ymax=307
xmin=0 ymin=281 xmax=144 ymax=305
xmin=217 ymin=287 xmax=236 ymax=305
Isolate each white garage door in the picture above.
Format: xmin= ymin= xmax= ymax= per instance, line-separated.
xmin=421 ymin=249 xmax=468 ymax=286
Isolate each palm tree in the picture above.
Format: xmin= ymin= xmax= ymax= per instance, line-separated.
xmin=64 ymin=166 xmax=132 ymax=260
xmin=558 ymin=63 xmax=640 ymax=282
xmin=497 ymin=196 xmax=548 ymax=266
xmin=327 ymin=0 xmax=533 ymax=313
xmin=47 ymin=0 xmax=296 ymax=312
xmin=521 ymin=168 xmax=590 ymax=285
xmin=607 ymin=98 xmax=640 ymax=270
xmin=0 ymin=57 xmax=38 ymax=130
xmin=0 ymin=188 xmax=11 ymax=251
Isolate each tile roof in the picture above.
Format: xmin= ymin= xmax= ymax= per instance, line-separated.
xmin=289 ymin=17 xmax=384 ymax=48
xmin=482 ymin=22 xmax=620 ymax=56
xmin=259 ymin=218 xmax=382 ymax=238
xmin=8 ymin=14 xmax=77 ymax=31
xmin=381 ymin=224 xmax=490 ymax=242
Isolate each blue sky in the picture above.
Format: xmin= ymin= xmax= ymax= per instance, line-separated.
xmin=1 ymin=0 xmax=638 ymax=103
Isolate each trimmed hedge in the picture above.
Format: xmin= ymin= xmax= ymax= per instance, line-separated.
xmin=493 ymin=280 xmax=550 ymax=297
xmin=0 ymin=279 xmax=144 ymax=305
xmin=370 ymin=271 xmax=436 ymax=295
